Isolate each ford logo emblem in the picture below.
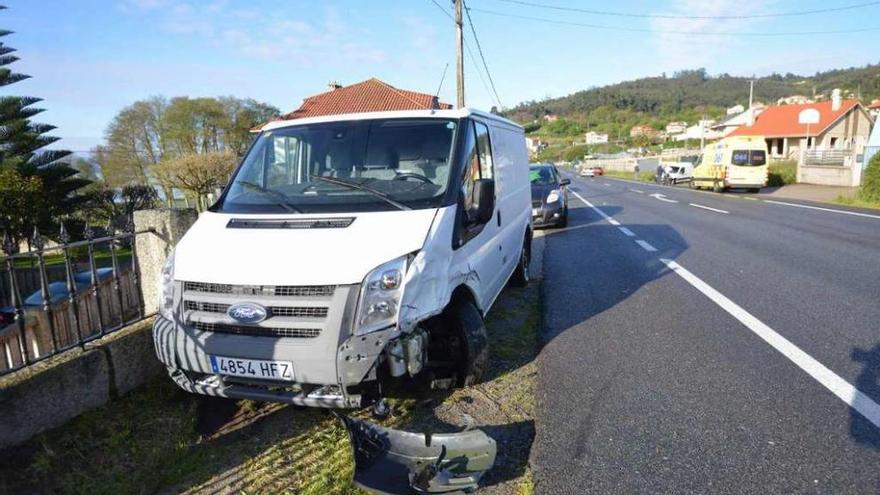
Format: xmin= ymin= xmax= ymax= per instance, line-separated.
xmin=227 ymin=302 xmax=268 ymax=324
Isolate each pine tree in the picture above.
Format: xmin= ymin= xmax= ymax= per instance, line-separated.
xmin=0 ymin=6 xmax=91 ymax=248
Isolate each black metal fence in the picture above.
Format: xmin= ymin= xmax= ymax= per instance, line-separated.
xmin=0 ymin=223 xmax=154 ymax=376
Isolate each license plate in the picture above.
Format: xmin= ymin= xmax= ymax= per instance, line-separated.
xmin=532 ymin=208 xmax=540 ymax=216
xmin=209 ymin=355 xmax=294 ymax=381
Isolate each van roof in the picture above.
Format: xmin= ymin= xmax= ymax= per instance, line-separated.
xmin=261 ymin=107 xmax=522 ymax=133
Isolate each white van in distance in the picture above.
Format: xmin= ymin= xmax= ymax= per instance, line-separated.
xmin=153 ymin=108 xmax=532 ymax=409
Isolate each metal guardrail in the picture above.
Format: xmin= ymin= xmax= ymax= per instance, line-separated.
xmin=0 ymin=223 xmax=155 ymax=377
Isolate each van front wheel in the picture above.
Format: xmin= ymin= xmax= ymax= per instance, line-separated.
xmin=426 ymin=299 xmax=488 ymax=387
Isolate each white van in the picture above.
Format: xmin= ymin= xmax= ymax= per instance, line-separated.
xmin=152 ymin=108 xmax=532 ymax=410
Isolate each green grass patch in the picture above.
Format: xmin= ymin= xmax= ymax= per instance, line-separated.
xmin=767 ymin=160 xmax=797 ymax=187
xmin=832 ymin=195 xmax=880 ymax=210
xmin=602 ymin=169 xmax=656 ymax=183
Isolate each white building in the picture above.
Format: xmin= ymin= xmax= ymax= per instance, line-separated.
xmin=665 ymin=121 xmax=688 ymax=135
xmin=726 ymin=104 xmax=745 ymax=115
xmin=525 ymin=136 xmax=545 ymax=154
xmin=672 ymin=120 xmax=723 ymax=142
xmin=585 ymin=131 xmax=609 ymax=145
xmin=712 ymin=108 xmax=765 ymax=136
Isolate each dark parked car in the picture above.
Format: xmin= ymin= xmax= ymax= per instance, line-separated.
xmin=530 ymin=163 xmax=570 ymax=228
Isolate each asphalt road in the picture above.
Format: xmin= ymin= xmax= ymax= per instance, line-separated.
xmin=532 ymin=172 xmax=880 ymax=494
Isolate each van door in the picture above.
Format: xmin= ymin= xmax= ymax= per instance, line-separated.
xmin=454 ymin=120 xmax=504 ymax=309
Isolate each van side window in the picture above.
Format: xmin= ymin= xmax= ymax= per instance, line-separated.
xmin=461 ymin=122 xmax=481 ymax=215
xmin=474 ymin=122 xmax=494 ymax=179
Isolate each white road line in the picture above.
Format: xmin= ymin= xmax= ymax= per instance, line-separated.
xmin=650 ymin=193 xmax=679 ymax=204
xmin=570 ymin=190 xmax=613 ymax=220
xmin=660 ymin=258 xmax=880 ymax=430
xmin=618 ymin=226 xmax=636 ymax=237
xmin=631 ymin=189 xmax=645 ymax=194
xmin=635 ymin=240 xmax=658 ymax=252
xmin=763 ymin=199 xmax=880 ymax=220
xmin=742 ymin=197 xmax=758 ymax=201
xmin=607 ymin=218 xmax=621 ymax=226
xmin=689 ymin=203 xmax=729 ymax=214
xmin=603 ymin=183 xmax=612 ymax=187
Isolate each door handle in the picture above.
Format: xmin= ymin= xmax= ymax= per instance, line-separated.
xmin=496 ymin=210 xmax=502 ymax=226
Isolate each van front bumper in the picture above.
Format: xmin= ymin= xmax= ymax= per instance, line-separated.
xmin=152 ymin=283 xmax=398 ymax=409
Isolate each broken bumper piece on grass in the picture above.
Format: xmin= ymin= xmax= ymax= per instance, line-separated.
xmin=337 ymin=414 xmax=497 ymax=494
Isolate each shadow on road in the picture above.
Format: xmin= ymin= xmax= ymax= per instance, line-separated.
xmin=851 ymin=344 xmax=880 ymax=449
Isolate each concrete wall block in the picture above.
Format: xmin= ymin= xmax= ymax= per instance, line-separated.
xmin=104 ymin=320 xmax=165 ymax=396
xmin=0 ymin=350 xmax=109 ymax=450
xmin=134 ymin=208 xmax=197 ymax=315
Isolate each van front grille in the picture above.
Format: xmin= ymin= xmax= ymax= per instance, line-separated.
xmin=183 ymin=282 xmax=335 ymax=298
xmin=184 ymin=301 xmax=329 ymax=318
xmin=191 ymin=321 xmax=321 ymax=339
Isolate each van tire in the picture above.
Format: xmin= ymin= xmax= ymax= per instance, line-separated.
xmin=510 ymin=237 xmax=531 ymax=287
xmin=424 ymin=298 xmax=488 ymax=387
xmin=713 ymin=182 xmax=724 ymax=193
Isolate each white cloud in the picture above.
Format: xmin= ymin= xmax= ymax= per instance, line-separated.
xmin=649 ymin=0 xmax=778 ymax=70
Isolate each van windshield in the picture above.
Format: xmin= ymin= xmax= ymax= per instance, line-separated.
xmin=216 ymin=118 xmax=458 ymax=213
xmin=731 ymin=150 xmax=766 ymax=166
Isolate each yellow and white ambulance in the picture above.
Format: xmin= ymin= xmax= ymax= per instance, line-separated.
xmin=692 ymin=136 xmax=768 ymax=193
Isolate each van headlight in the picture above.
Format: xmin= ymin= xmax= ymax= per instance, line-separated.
xmin=355 ymin=255 xmax=409 ymax=336
xmin=546 ymin=190 xmax=561 ymax=203
xmin=158 ymin=250 xmax=175 ymax=321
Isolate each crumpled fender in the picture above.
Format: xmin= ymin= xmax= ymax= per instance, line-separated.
xmin=399 ymin=206 xmax=482 ymax=334
xmin=337 ymin=414 xmax=497 ymax=495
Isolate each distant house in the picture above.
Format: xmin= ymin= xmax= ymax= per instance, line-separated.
xmin=525 ymin=136 xmax=546 ymax=155
xmin=729 ymin=92 xmax=873 ymax=161
xmin=585 ymin=131 xmax=609 ymax=145
xmin=712 ymin=108 xmax=765 ymax=136
xmin=726 ymin=104 xmax=745 ymax=115
xmin=252 ymin=78 xmax=452 ymax=131
xmin=629 ymin=124 xmax=656 ymax=138
xmin=665 ymin=121 xmax=688 ymax=135
xmin=672 ymin=120 xmax=723 ymax=142
xmin=543 ymin=114 xmax=559 ymax=122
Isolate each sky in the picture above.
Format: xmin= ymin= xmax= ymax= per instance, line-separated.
xmin=2 ymin=0 xmax=879 ymax=152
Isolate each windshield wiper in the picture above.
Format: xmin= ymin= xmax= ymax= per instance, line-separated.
xmin=237 ymin=181 xmax=302 ymax=213
xmin=309 ymin=175 xmax=411 ymax=211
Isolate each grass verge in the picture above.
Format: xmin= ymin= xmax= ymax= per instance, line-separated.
xmin=1 ymin=278 xmax=542 ymax=495
xmin=832 ymin=195 xmax=880 ymax=210
xmin=602 ymin=169 xmax=656 ymax=183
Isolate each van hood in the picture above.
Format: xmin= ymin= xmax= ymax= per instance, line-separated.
xmin=173 ymin=209 xmax=439 ymax=286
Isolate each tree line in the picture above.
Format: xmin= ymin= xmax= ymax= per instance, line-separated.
xmin=0 ymin=9 xmax=280 ymax=251
xmin=93 ymin=95 xmax=278 ymax=210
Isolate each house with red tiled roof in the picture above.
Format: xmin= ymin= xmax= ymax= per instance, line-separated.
xmin=253 ymin=78 xmax=452 ymax=131
xmin=729 ymin=91 xmax=873 ymax=161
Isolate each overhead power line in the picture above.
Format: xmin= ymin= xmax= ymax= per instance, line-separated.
xmin=426 ymin=0 xmax=501 ymax=108
xmin=463 ymin=0 xmax=503 ymax=108
xmin=468 ymin=7 xmax=880 ymax=36
xmin=483 ymin=0 xmax=880 ymax=20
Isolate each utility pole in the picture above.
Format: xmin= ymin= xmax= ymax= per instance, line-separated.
xmin=748 ymin=79 xmax=755 ymax=126
xmin=454 ymin=0 xmax=465 ymax=108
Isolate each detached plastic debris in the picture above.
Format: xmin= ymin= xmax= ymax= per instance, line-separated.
xmin=336 ymin=414 xmax=497 ymax=494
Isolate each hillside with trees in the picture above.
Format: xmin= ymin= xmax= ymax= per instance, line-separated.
xmin=507 ymin=64 xmax=880 ymax=162
xmin=506 ymin=65 xmax=880 ymax=122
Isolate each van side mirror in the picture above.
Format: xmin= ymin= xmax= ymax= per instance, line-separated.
xmin=469 ymin=179 xmax=495 ymax=225
xmin=560 ymin=178 xmax=571 ymax=186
